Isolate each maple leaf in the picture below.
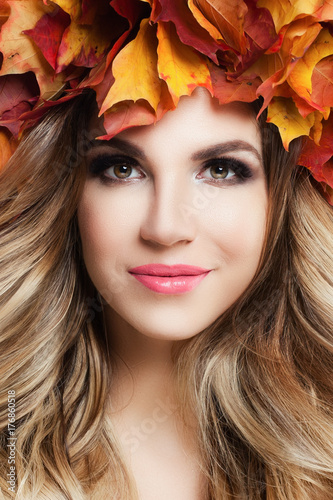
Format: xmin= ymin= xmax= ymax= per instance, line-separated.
xmin=188 ymin=0 xmax=222 ymax=40
xmin=0 ymin=73 xmax=38 ymax=116
xmin=315 ymin=1 xmax=333 ymax=21
xmin=87 ymin=0 xmax=146 ymax=107
xmin=311 ymin=54 xmax=333 ymax=108
xmin=23 ymin=8 xmax=71 ymax=70
xmin=192 ymin=0 xmax=248 ymax=53
xmin=152 ymin=0 xmax=225 ymax=64
xmin=0 ymin=0 xmax=9 ymax=30
xmin=0 ymin=0 xmax=66 ymax=98
xmin=287 ymin=28 xmax=333 ymax=109
xmin=0 ymin=126 xmax=17 ymax=170
xmin=51 ymin=0 xmax=82 ymax=21
xmin=299 ymin=114 xmax=333 ymax=169
xmin=257 ymin=0 xmax=323 ymax=33
xmin=0 ymin=73 xmax=39 ymax=135
xmin=321 ymin=179 xmax=333 ymax=205
xmin=100 ymin=18 xmax=161 ymax=115
xmin=100 ymin=100 xmax=156 ymax=140
xmin=267 ymin=96 xmax=315 ymax=149
xmin=244 ymin=0 xmax=278 ymax=51
xmin=157 ymin=21 xmax=212 ymax=105
xmin=209 ymin=62 xmax=260 ymax=103
xmin=56 ymin=0 xmax=122 ymax=72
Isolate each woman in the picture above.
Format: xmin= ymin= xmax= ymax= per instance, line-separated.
xmin=1 ymin=1 xmax=333 ymax=499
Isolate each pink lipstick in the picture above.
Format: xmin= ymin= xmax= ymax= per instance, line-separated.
xmin=128 ymin=264 xmax=211 ymax=294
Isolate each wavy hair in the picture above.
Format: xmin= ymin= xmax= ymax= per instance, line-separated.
xmin=0 ymin=91 xmax=332 ymax=499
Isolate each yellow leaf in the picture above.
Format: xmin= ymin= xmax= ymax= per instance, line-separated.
xmin=311 ymin=110 xmax=324 ymax=144
xmin=56 ymin=18 xmax=110 ymax=71
xmin=288 ymin=28 xmax=333 ymax=106
xmin=267 ymin=96 xmax=315 ymax=149
xmin=100 ymin=19 xmax=161 ymax=115
xmin=156 ymin=21 xmax=212 ymax=105
xmin=257 ymin=0 xmax=323 ymax=33
xmin=0 ymin=0 xmax=65 ymax=98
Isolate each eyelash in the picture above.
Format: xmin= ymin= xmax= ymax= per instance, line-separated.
xmin=88 ymin=154 xmax=253 ymax=185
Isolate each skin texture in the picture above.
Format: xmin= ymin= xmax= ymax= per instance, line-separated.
xmin=78 ymin=89 xmax=268 ymax=343
xmin=77 ymin=89 xmax=268 ymax=499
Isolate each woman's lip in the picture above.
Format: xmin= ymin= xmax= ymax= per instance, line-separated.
xmin=128 ymin=264 xmax=211 ymax=294
xmin=129 ymin=264 xmax=210 ymax=276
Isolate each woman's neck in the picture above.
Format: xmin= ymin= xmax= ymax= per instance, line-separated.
xmin=105 ymin=306 xmax=178 ymax=416
xmin=103 ymin=307 xmax=207 ymax=500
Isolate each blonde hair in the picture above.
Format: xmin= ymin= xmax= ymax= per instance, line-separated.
xmin=0 ymin=91 xmax=332 ymax=499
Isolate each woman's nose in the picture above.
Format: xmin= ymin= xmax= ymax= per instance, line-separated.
xmin=140 ymin=179 xmax=197 ymax=247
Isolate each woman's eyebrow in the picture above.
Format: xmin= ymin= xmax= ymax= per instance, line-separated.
xmin=90 ymin=138 xmax=147 ymax=160
xmin=90 ymin=138 xmax=262 ymax=164
xmin=191 ymin=141 xmax=262 ymax=163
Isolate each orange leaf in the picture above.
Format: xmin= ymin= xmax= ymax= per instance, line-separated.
xmin=157 ymin=21 xmax=212 ymax=105
xmin=281 ymin=17 xmax=322 ymax=59
xmin=0 ymin=0 xmax=65 ymax=98
xmin=267 ymin=96 xmax=315 ymax=149
xmin=193 ymin=0 xmax=248 ymax=53
xmin=0 ymin=126 xmax=17 ymax=170
xmin=0 ymin=0 xmax=10 ymax=30
xmin=100 ymin=19 xmax=161 ymax=115
xmin=287 ymin=29 xmax=333 ymax=108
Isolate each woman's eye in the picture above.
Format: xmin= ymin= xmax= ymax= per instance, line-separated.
xmin=208 ymin=164 xmax=235 ymax=180
xmin=106 ymin=163 xmax=137 ymax=179
xmin=89 ymin=154 xmax=143 ymax=182
xmin=199 ymin=158 xmax=253 ymax=183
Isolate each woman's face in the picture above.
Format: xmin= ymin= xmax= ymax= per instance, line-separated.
xmin=78 ymin=90 xmax=268 ymax=341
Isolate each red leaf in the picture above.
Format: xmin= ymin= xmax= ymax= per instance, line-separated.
xmin=0 ymin=73 xmax=39 ymax=135
xmin=244 ymin=0 xmax=278 ymax=52
xmin=0 ymin=73 xmax=39 ymax=115
xmin=299 ymin=115 xmax=333 ymax=170
xmin=0 ymin=101 xmax=33 ymax=135
xmin=23 ymin=8 xmax=70 ymax=70
xmin=18 ymin=89 xmax=82 ymax=131
xmin=311 ymin=55 xmax=333 ymax=109
xmin=153 ymin=0 xmax=226 ymax=64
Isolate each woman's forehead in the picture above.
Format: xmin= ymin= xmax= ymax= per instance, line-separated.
xmin=90 ymin=89 xmax=259 ymax=150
